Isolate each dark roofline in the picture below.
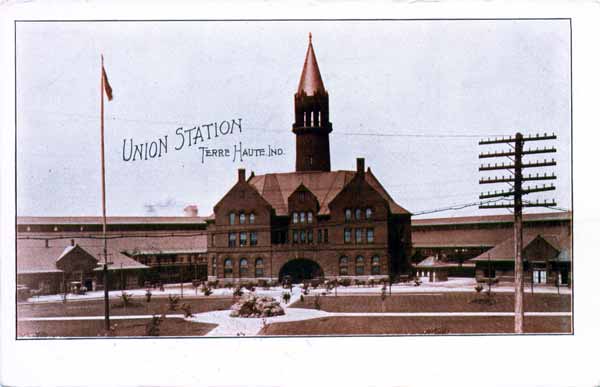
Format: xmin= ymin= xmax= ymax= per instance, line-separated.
xmin=17 ymin=216 xmax=208 ymax=226
xmin=412 ymin=211 xmax=571 ymax=227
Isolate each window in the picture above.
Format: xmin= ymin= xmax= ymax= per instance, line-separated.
xmin=355 ymin=208 xmax=361 ymax=220
xmin=339 ymin=256 xmax=349 ymax=276
xmin=367 ymin=228 xmax=374 ymax=243
xmin=307 ymin=212 xmax=313 ymax=223
xmin=250 ymin=231 xmax=258 ymax=246
xmin=293 ymin=212 xmax=299 ymax=224
xmin=355 ymin=228 xmax=363 ymax=243
xmin=211 ymin=234 xmax=216 ymax=247
xmin=211 ymin=257 xmax=217 ymax=276
xmin=366 ymin=208 xmax=373 ymax=219
xmin=239 ymin=232 xmax=247 ymax=247
xmin=224 ymin=258 xmax=233 ymax=278
xmin=249 ymin=213 xmax=255 ymax=224
xmin=299 ymin=191 xmax=306 ymax=201
xmin=293 ymin=230 xmax=299 ymax=243
xmin=317 ymin=229 xmax=323 ymax=243
xmin=240 ymin=212 xmax=246 ymax=224
xmin=307 ymin=230 xmax=313 ymax=243
xmin=356 ymin=256 xmax=365 ymax=275
xmin=324 ymin=229 xmax=329 ymax=243
xmin=239 ymin=258 xmax=248 ymax=277
xmin=300 ymin=212 xmax=306 ymax=223
xmin=228 ymin=232 xmax=236 ymax=248
xmin=255 ymin=258 xmax=264 ymax=277
xmin=345 ymin=209 xmax=352 ymax=221
xmin=533 ymin=269 xmax=546 ymax=284
xmin=371 ymin=256 xmax=380 ymax=275
xmin=300 ymin=230 xmax=306 ymax=243
xmin=344 ymin=228 xmax=352 ymax=243
xmin=229 ymin=212 xmax=235 ymax=225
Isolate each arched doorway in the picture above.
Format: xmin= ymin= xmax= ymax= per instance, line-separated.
xmin=278 ymin=258 xmax=324 ymax=284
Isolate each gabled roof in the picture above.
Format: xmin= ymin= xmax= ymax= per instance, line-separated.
xmin=247 ymin=169 xmax=410 ymax=217
xmin=17 ymin=242 xmax=148 ymax=274
xmin=470 ymin=234 xmax=565 ymax=262
xmin=297 ymin=33 xmax=326 ymax=96
xmin=412 ymin=211 xmax=571 ymax=227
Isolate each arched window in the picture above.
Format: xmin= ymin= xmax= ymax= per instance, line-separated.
xmin=224 ymin=258 xmax=233 ymax=278
xmin=356 ymin=256 xmax=365 ymax=275
xmin=371 ymin=256 xmax=381 ymax=275
xmin=239 ymin=258 xmax=248 ymax=277
xmin=366 ymin=208 xmax=373 ymax=219
xmin=345 ymin=208 xmax=352 ymax=221
xmin=339 ymin=256 xmax=349 ymax=276
xmin=255 ymin=258 xmax=264 ymax=278
xmin=307 ymin=212 xmax=313 ymax=223
xmin=293 ymin=212 xmax=299 ymax=224
xmin=229 ymin=212 xmax=235 ymax=225
xmin=249 ymin=212 xmax=255 ymax=224
xmin=355 ymin=208 xmax=362 ymax=220
xmin=240 ymin=212 xmax=246 ymax=225
xmin=300 ymin=212 xmax=306 ymax=223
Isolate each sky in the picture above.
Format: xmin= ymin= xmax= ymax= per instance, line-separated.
xmin=16 ymin=20 xmax=572 ymax=218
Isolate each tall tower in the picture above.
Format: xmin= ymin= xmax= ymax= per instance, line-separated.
xmin=293 ymin=33 xmax=332 ymax=172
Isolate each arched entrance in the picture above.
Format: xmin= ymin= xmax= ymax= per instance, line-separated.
xmin=278 ymin=258 xmax=324 ymax=284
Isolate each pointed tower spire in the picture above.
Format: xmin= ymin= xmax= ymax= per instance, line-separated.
xmin=292 ymin=34 xmax=332 ymax=172
xmin=297 ymin=32 xmax=326 ymax=97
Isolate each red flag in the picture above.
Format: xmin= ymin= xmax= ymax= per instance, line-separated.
xmin=102 ymin=65 xmax=113 ymax=101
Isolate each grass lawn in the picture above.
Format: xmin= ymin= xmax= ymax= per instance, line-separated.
xmin=290 ymin=292 xmax=571 ymax=313
xmin=18 ymin=297 xmax=234 ymax=319
xmin=260 ymin=316 xmax=572 ymax=335
xmin=18 ymin=318 xmax=217 ymax=338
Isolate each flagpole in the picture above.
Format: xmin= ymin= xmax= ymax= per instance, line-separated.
xmin=101 ymin=54 xmax=110 ymax=331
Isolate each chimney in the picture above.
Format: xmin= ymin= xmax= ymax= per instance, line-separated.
xmin=356 ymin=158 xmax=365 ymax=177
xmin=183 ymin=205 xmax=198 ymax=217
xmin=70 ymin=239 xmax=75 ymax=247
xmin=238 ymin=168 xmax=246 ymax=182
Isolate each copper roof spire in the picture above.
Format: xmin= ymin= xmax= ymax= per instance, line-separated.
xmin=297 ymin=32 xmax=326 ymax=96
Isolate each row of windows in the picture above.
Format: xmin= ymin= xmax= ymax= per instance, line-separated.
xmin=216 ymin=257 xmax=265 ymax=278
xmin=339 ymin=255 xmax=381 ymax=275
xmin=292 ymin=211 xmax=314 ymax=224
xmin=228 ymin=231 xmax=258 ymax=247
xmin=345 ymin=208 xmax=373 ymax=222
xmin=229 ymin=212 xmax=256 ymax=225
xmin=344 ymin=228 xmax=375 ymax=244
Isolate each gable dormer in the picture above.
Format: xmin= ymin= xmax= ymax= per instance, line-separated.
xmin=288 ymin=184 xmax=320 ymax=216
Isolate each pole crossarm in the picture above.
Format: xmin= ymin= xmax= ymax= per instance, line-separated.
xmin=479 ymin=173 xmax=556 ymax=184
xmin=479 ymin=147 xmax=556 ymax=159
xmin=479 ymin=160 xmax=556 ymax=171
xmin=479 ymin=184 xmax=555 ymax=199
xmin=479 ymin=200 xmax=557 ymax=209
xmin=479 ymin=133 xmax=556 ymax=145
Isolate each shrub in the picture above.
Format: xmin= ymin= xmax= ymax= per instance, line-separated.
xmin=181 ymin=303 xmax=193 ymax=318
xmin=207 ymin=280 xmax=219 ymax=288
xmin=120 ymin=292 xmax=134 ymax=307
xmin=282 ymin=291 xmax=291 ymax=304
xmin=339 ymin=278 xmax=352 ymax=287
xmin=202 ymin=285 xmax=213 ymax=296
xmin=258 ymin=279 xmax=268 ymax=288
xmin=300 ymin=294 xmax=305 ymax=303
xmin=413 ymin=278 xmax=422 ymax=287
xmin=474 ymin=284 xmax=484 ymax=293
xmin=314 ymin=294 xmax=321 ymax=310
xmin=233 ymin=286 xmax=244 ymax=297
xmin=167 ymin=294 xmax=180 ymax=311
xmin=243 ymin=282 xmax=256 ymax=292
xmin=146 ymin=314 xmax=164 ymax=336
xmin=368 ymin=278 xmax=376 ymax=287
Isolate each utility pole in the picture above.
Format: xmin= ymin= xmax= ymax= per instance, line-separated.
xmin=478 ymin=132 xmax=557 ymax=333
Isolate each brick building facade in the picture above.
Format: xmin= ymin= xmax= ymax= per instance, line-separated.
xmin=205 ymin=35 xmax=412 ymax=283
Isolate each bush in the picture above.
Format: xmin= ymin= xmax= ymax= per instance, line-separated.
xmin=202 ymin=285 xmax=213 ymax=296
xmin=167 ymin=294 xmax=180 ymax=311
xmin=146 ymin=314 xmax=164 ymax=336
xmin=282 ymin=291 xmax=291 ymax=304
xmin=233 ymin=286 xmax=244 ymax=297
xmin=339 ymin=278 xmax=352 ymax=287
xmin=368 ymin=278 xmax=376 ymax=287
xmin=474 ymin=284 xmax=484 ymax=293
xmin=181 ymin=303 xmax=193 ymax=318
xmin=413 ymin=278 xmax=422 ymax=287
xmin=207 ymin=280 xmax=219 ymax=288
xmin=300 ymin=294 xmax=305 ymax=303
